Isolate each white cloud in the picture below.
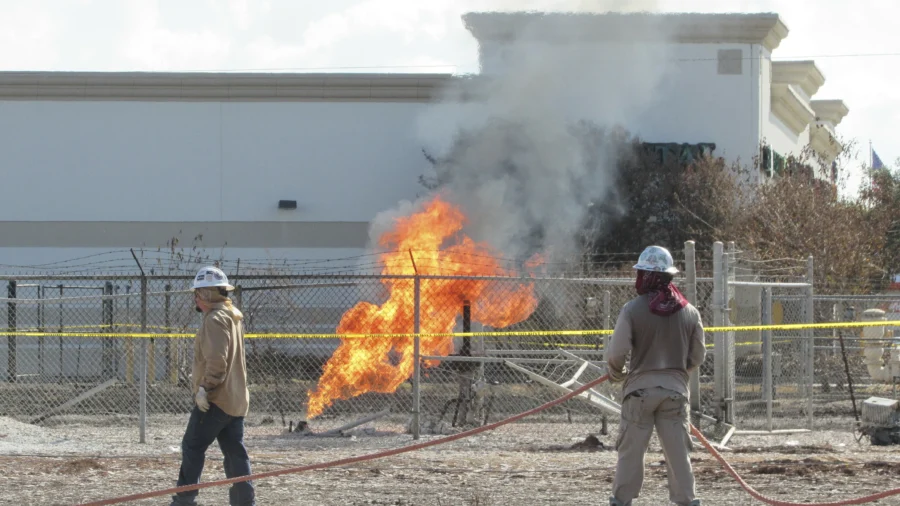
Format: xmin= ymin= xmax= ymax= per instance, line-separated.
xmin=302 ymin=13 xmax=352 ymax=52
xmin=227 ymin=0 xmax=271 ymax=31
xmin=0 ymin=5 xmax=59 ymax=69
xmin=120 ymin=0 xmax=232 ymax=71
xmin=242 ymin=35 xmax=309 ymax=69
xmin=228 ymin=0 xmax=252 ymax=30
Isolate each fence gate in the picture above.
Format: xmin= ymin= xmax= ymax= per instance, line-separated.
xmin=718 ymin=248 xmax=814 ymax=432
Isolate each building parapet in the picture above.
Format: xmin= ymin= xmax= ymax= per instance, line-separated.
xmin=0 ymin=72 xmax=454 ymax=102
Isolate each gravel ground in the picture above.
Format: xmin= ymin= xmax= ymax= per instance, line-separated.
xmin=2 ymin=415 xmax=900 ymax=506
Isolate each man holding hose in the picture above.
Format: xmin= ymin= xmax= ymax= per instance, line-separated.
xmin=606 ymin=246 xmax=705 ymax=506
xmin=171 ymin=266 xmax=255 ymax=506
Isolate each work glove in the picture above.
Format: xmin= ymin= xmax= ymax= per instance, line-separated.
xmin=608 ymin=366 xmax=628 ymax=384
xmin=195 ymin=386 xmax=210 ymax=412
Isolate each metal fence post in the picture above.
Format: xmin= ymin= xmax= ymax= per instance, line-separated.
xmin=712 ymin=242 xmax=725 ymax=422
xmin=683 ymin=241 xmax=698 ymax=305
xmin=806 ymin=255 xmax=815 ymax=430
xmin=140 ymin=276 xmax=148 ymax=443
xmin=722 ymin=245 xmax=734 ymax=425
xmin=131 ymin=248 xmax=149 ymax=444
xmin=412 ymin=276 xmax=421 ymax=440
xmin=761 ymin=286 xmax=773 ymax=431
xmin=7 ymin=280 xmax=16 ymax=383
xmin=460 ymin=301 xmax=471 ymax=357
xmin=684 ymin=241 xmax=700 ymax=414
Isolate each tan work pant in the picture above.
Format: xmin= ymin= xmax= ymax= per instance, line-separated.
xmin=612 ymin=387 xmax=696 ymax=506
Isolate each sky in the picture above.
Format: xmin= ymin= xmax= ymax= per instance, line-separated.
xmin=1 ymin=0 xmax=897 ymax=191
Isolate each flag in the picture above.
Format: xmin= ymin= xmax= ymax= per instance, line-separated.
xmin=873 ymin=148 xmax=885 ymax=169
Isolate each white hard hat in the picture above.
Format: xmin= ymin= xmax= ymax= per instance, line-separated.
xmin=191 ymin=266 xmax=235 ymax=291
xmin=633 ymin=245 xmax=679 ymax=274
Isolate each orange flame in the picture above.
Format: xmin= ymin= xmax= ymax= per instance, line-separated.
xmin=306 ymin=195 xmax=541 ymax=418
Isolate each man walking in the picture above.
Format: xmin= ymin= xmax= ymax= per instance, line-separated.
xmin=171 ymin=266 xmax=255 ymax=506
xmin=606 ymin=246 xmax=705 ymax=506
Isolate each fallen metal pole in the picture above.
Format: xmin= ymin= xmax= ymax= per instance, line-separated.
xmin=733 ymin=429 xmax=812 ymax=435
xmin=555 ymin=350 xmax=728 ymax=428
xmin=31 ymin=378 xmax=117 ymax=424
xmin=504 ymin=360 xmax=621 ymax=415
xmin=314 ymin=409 xmax=391 ymax=437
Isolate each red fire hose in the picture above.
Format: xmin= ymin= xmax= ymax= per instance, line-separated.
xmin=77 ymin=374 xmax=611 ymax=506
xmin=78 ymin=374 xmax=900 ymax=506
xmin=690 ymin=426 xmax=900 ymax=506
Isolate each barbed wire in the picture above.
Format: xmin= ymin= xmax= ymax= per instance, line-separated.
xmin=738 ymin=257 xmax=808 ymax=264
xmin=0 ymin=246 xmax=834 ymax=286
xmin=0 ymin=248 xmax=691 ymax=277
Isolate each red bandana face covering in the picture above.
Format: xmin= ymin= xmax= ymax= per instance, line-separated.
xmin=635 ymin=270 xmax=688 ymax=316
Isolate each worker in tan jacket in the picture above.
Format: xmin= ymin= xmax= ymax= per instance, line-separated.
xmin=606 ymin=246 xmax=705 ymax=506
xmin=171 ymin=266 xmax=255 ymax=506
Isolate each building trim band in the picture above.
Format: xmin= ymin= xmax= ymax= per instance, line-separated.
xmin=0 ymin=72 xmax=454 ymax=103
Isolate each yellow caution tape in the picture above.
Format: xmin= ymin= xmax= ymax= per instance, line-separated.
xmin=0 ymin=319 xmax=897 ymax=340
xmin=0 ymin=332 xmax=195 ymax=338
xmin=0 ymin=324 xmax=190 ymax=332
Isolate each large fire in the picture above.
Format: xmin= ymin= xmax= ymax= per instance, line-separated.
xmin=306 ymin=195 xmax=542 ymax=418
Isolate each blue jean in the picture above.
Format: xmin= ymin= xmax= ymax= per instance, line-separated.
xmin=172 ymin=404 xmax=255 ymax=506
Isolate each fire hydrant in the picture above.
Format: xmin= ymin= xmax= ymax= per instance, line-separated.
xmin=861 ymin=309 xmax=900 ymax=383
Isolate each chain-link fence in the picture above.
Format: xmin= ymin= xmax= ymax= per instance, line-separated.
xmin=716 ymin=246 xmax=815 ymax=431
xmin=0 ymin=277 xmax=198 ymax=433
xmin=809 ymin=295 xmax=900 ymax=429
xmin=0 ymin=241 xmax=897 ymax=444
xmin=717 ymin=247 xmax=900 ymax=432
xmin=0 ymin=274 xmax=634 ymax=437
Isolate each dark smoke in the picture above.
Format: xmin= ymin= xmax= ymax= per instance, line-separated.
xmin=371 ymin=4 xmax=678 ymax=268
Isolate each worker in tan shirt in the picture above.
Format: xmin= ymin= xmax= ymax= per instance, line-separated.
xmin=606 ymin=246 xmax=705 ymax=506
xmin=171 ymin=266 xmax=255 ymax=506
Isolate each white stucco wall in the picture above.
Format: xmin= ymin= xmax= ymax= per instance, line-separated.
xmin=761 ymin=58 xmax=812 ymax=166
xmin=475 ymin=39 xmax=764 ymax=167
xmin=631 ymin=43 xmax=761 ymax=166
xmin=0 ymin=100 xmax=431 ymax=223
xmin=0 ymin=99 xmax=438 ymax=271
xmin=765 ymin=113 xmax=811 ymax=163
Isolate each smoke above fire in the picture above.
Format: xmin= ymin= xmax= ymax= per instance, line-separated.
xmin=373 ymin=2 xmax=677 ymax=265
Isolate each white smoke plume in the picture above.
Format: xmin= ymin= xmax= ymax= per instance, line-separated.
xmin=370 ymin=1 xmax=680 ymax=268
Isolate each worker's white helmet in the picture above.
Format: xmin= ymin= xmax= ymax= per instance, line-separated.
xmin=633 ymin=245 xmax=679 ymax=274
xmin=191 ymin=266 xmax=235 ymax=291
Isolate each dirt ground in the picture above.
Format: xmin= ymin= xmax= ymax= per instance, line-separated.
xmin=2 ymin=415 xmax=900 ymax=506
